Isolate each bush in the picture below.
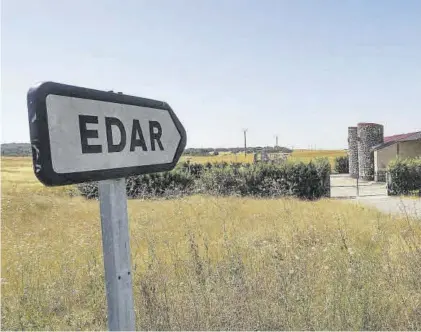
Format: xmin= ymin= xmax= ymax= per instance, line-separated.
xmin=127 ymin=171 xmax=195 ymax=198
xmin=178 ymin=162 xmax=205 ymax=178
xmin=199 ymin=166 xmax=244 ymax=196
xmin=77 ymin=169 xmax=195 ymax=200
xmin=77 ymin=159 xmax=331 ymax=200
xmin=387 ymin=157 xmax=421 ymax=196
xmin=334 ymin=156 xmax=349 ymax=174
xmin=182 ymin=160 xmax=330 ymax=199
xmin=314 ymin=157 xmax=332 ymax=197
xmin=77 ymin=181 xmax=98 ymax=199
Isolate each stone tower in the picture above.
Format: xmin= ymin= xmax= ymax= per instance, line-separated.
xmin=347 ymin=126 xmax=359 ymax=178
xmin=357 ymin=123 xmax=384 ymax=181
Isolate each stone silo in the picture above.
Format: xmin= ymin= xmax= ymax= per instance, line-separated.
xmin=357 ymin=123 xmax=384 ymax=181
xmin=347 ymin=126 xmax=359 ymax=178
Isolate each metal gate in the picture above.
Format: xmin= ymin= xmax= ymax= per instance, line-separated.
xmin=330 ymin=174 xmax=388 ymax=198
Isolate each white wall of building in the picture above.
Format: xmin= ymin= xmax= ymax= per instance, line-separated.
xmin=375 ymin=140 xmax=421 ymax=175
xmin=375 ymin=143 xmax=397 ymax=173
xmin=399 ymin=140 xmax=421 ymax=158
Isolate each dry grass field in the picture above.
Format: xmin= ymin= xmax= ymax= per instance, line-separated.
xmin=181 ymin=149 xmax=347 ymax=168
xmin=2 ymin=156 xmax=421 ymax=330
xmin=181 ymin=153 xmax=255 ymax=164
xmin=289 ymin=149 xmax=347 ymax=167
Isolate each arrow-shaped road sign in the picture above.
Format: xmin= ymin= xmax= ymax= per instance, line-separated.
xmin=27 ymin=81 xmax=187 ymax=186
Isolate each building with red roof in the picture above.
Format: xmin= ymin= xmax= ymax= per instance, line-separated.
xmin=348 ymin=123 xmax=420 ymax=182
xmin=371 ymin=130 xmax=421 ymax=180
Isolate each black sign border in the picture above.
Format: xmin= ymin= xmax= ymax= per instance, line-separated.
xmin=27 ymin=81 xmax=187 ymax=186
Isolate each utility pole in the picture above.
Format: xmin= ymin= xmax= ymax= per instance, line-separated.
xmin=243 ymin=129 xmax=248 ymax=157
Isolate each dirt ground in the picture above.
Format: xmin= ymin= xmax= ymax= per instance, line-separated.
xmin=330 ymin=174 xmax=420 ymax=218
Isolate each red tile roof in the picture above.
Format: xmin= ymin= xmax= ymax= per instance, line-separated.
xmin=383 ymin=132 xmax=420 ymax=143
xmin=357 ymin=122 xmax=382 ymax=126
xmin=371 ymin=131 xmax=421 ymax=151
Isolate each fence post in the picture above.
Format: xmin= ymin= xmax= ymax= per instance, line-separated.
xmin=356 ymin=176 xmax=359 ymax=197
xmin=326 ymin=172 xmax=331 ymax=198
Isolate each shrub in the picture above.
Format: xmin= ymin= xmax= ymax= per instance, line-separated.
xmin=196 ymin=159 xmax=330 ymax=199
xmin=240 ymin=163 xmax=286 ymax=197
xmin=387 ymin=157 xmax=421 ymax=196
xmin=77 ymin=169 xmax=195 ymax=200
xmin=314 ymin=157 xmax=332 ymax=197
xmin=178 ymin=161 xmax=205 ymax=178
xmin=334 ymin=156 xmax=349 ymax=174
xmin=77 ymin=160 xmax=331 ymax=200
xmin=77 ymin=180 xmax=98 ymax=199
xmin=199 ymin=166 xmax=244 ymax=196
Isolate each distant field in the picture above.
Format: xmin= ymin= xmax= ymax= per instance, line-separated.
xmin=290 ymin=149 xmax=347 ymax=167
xmin=2 ymin=156 xmax=421 ymax=330
xmin=1 ymin=147 xmax=346 ymax=167
xmin=181 ymin=149 xmax=347 ymax=167
xmin=181 ymin=153 xmax=255 ymax=164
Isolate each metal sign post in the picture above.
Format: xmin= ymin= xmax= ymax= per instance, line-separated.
xmin=99 ymin=178 xmax=135 ymax=331
xmin=26 ymin=81 xmax=187 ymax=331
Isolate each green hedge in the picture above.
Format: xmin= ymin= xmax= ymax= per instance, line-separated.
xmin=77 ymin=159 xmax=331 ymax=200
xmin=78 ymin=169 xmax=195 ymax=200
xmin=387 ymin=157 xmax=421 ymax=196
xmin=199 ymin=159 xmax=330 ymax=199
xmin=334 ymin=156 xmax=349 ymax=174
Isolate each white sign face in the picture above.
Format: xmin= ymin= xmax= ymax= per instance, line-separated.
xmin=46 ymin=95 xmax=181 ymax=173
xmin=27 ymin=82 xmax=187 ymax=186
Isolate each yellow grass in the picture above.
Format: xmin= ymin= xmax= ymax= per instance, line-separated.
xmin=2 ymin=157 xmax=421 ymax=330
xmin=290 ymin=149 xmax=347 ymax=168
xmin=180 ymin=149 xmax=347 ymax=167
xmin=181 ymin=153 xmax=254 ymax=164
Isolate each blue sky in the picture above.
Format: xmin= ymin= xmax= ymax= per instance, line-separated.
xmin=2 ymin=0 xmax=420 ymax=149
